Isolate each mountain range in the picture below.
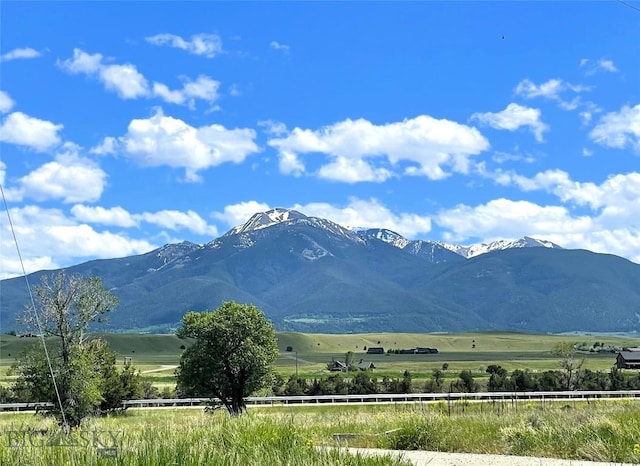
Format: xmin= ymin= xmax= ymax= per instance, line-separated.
xmin=1 ymin=208 xmax=639 ymax=334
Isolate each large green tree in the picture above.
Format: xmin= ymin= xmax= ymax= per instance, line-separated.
xmin=13 ymin=271 xmax=135 ymax=429
xmin=176 ymin=302 xmax=279 ymax=416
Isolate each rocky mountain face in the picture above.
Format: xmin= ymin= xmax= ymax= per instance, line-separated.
xmin=1 ymin=208 xmax=639 ymax=334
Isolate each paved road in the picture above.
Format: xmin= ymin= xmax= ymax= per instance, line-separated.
xmin=341 ymin=448 xmax=638 ymax=466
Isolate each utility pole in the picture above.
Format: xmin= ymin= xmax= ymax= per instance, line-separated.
xmin=295 ymin=351 xmax=298 ymax=376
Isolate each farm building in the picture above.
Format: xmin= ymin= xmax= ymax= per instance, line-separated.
xmin=366 ymin=347 xmax=384 ymax=354
xmin=328 ymin=361 xmax=348 ymax=372
xmin=356 ymin=360 xmax=376 ymax=371
xmin=616 ymin=351 xmax=640 ymax=369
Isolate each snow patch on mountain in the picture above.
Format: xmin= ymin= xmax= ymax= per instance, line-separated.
xmin=439 ymin=236 xmax=562 ymax=258
xmin=219 ymin=208 xmax=563 ymax=260
xmin=148 ymin=241 xmax=201 ymax=272
xmin=225 ymin=208 xmax=308 ymax=236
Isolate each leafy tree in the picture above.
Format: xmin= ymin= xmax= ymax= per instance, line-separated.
xmin=176 ymin=302 xmax=279 ymax=416
xmin=13 ymin=271 xmax=119 ymax=429
xmin=453 ymin=370 xmax=478 ymax=393
xmin=345 ymin=351 xmax=356 ymax=370
xmin=511 ymin=369 xmax=536 ymax=391
xmin=350 ymin=371 xmax=378 ymax=394
xmin=551 ymin=342 xmax=584 ymax=390
xmin=90 ymin=339 xmax=142 ymax=413
xmin=401 ymin=370 xmax=412 ymax=393
xmin=486 ymin=365 xmax=509 ymax=391
xmin=284 ymin=375 xmax=308 ymax=396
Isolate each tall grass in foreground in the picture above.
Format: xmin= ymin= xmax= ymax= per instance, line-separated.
xmin=1 ymin=401 xmax=640 ymax=464
xmin=0 ymin=410 xmax=408 ymax=466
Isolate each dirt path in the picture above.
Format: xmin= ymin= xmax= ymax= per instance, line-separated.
xmin=141 ymin=365 xmax=178 ymax=374
xmin=341 ymin=448 xmax=637 ymax=466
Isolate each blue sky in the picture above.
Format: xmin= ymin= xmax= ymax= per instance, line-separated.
xmin=1 ymin=1 xmax=639 ymax=278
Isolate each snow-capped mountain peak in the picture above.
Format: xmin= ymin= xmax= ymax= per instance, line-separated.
xmin=439 ymin=236 xmax=562 ymax=259
xmin=224 ymin=208 xmax=307 ymax=236
xmin=356 ymin=228 xmax=411 ymax=248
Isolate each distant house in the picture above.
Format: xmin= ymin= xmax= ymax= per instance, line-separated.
xmin=356 ymin=360 xmax=376 ymax=371
xmin=415 ymin=347 xmax=439 ymax=354
xmin=616 ymin=351 xmax=640 ymax=369
xmin=328 ymin=360 xmax=348 ymax=372
xmin=366 ymin=347 xmax=384 ymax=354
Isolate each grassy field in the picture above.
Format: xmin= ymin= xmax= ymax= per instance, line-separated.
xmin=0 ymin=400 xmax=639 ymax=464
xmin=1 ymin=331 xmax=639 ymax=390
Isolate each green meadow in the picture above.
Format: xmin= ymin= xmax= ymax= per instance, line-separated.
xmin=1 ymin=331 xmax=639 ymax=391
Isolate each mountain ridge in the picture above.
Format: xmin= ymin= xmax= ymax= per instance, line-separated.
xmin=1 ymin=208 xmax=638 ymax=334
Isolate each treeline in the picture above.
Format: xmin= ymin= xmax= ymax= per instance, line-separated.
xmin=271 ymin=366 xmax=640 ymax=396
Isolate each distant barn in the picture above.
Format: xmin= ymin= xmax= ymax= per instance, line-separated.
xmin=366 ymin=347 xmax=385 ymax=354
xmin=616 ymin=351 xmax=640 ymax=369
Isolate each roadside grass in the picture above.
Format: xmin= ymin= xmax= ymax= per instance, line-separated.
xmin=2 ymin=401 xmax=639 ymax=464
xmin=0 ymin=410 xmax=409 ymax=466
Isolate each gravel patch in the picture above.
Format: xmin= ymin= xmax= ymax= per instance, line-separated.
xmin=342 ymin=448 xmax=638 ymax=466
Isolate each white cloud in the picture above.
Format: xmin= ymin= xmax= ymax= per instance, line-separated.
xmin=270 ymin=41 xmax=290 ymax=52
xmin=71 ymin=205 xmax=218 ymax=236
xmin=514 ymin=78 xmax=591 ymax=112
xmin=437 ymin=198 xmax=592 ymax=243
xmin=214 ymin=198 xmax=432 ymax=239
xmin=515 ymin=78 xmax=591 ymax=100
xmin=471 ymin=103 xmax=548 ymax=142
xmin=580 ymin=58 xmax=619 ymax=75
xmin=268 ymin=115 xmax=488 ymax=182
xmin=0 ymin=111 xmax=63 ymax=151
xmin=71 ymin=205 xmax=138 ymax=228
xmin=589 ymin=104 xmax=640 ymax=152
xmin=12 ymin=143 xmax=107 ymax=203
xmin=317 ymin=157 xmax=392 ymax=183
xmin=258 ymin=120 xmax=288 ymax=136
xmin=436 ymin=196 xmax=640 ymax=264
xmin=90 ymin=136 xmax=118 ymax=155
xmin=140 ymin=210 xmax=218 ymax=236
xmin=212 ymin=201 xmax=272 ymax=227
xmin=99 ymin=63 xmax=149 ymax=99
xmin=59 ymin=49 xmax=148 ymax=99
xmin=59 ymin=49 xmax=219 ymax=106
xmin=0 ymin=90 xmax=15 ymax=113
xmin=515 ymin=78 xmax=565 ymax=100
xmin=0 ymin=47 xmax=41 ymax=62
xmin=104 ymin=109 xmax=259 ymax=182
xmin=145 ymin=33 xmax=223 ymax=58
xmin=0 ymin=206 xmax=156 ymax=278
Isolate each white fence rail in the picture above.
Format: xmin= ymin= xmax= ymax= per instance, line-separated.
xmin=2 ymin=390 xmax=640 ymax=412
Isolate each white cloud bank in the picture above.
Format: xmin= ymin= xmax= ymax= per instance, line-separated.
xmin=93 ymin=109 xmax=259 ymax=182
xmin=71 ymin=205 xmax=218 ymax=236
xmin=0 ymin=112 xmax=63 ymax=151
xmin=268 ymin=115 xmax=489 ymax=182
xmin=2 ymin=143 xmax=107 ymax=203
xmin=0 ymin=206 xmax=156 ymax=279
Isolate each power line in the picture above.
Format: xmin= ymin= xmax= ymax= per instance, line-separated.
xmin=0 ymin=183 xmax=69 ymax=431
xmin=617 ymin=0 xmax=640 ymax=13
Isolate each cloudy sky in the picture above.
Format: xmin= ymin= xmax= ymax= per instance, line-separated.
xmin=1 ymin=2 xmax=639 ymax=279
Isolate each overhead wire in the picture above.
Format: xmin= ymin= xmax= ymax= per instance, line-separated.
xmin=0 ymin=182 xmax=70 ymax=431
